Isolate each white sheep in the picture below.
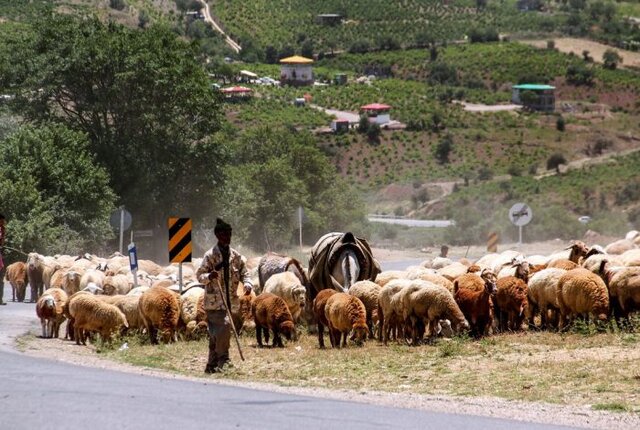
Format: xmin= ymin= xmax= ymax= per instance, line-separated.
xmin=527 ymin=268 xmax=566 ymax=330
xmin=263 ymin=272 xmax=306 ymax=323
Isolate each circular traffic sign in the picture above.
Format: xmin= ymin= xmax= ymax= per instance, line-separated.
xmin=509 ymin=202 xmax=532 ymax=227
xmin=110 ymin=208 xmax=132 ymax=231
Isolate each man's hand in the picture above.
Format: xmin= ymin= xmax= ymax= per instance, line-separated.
xmin=208 ymin=271 xmax=219 ymax=280
xmin=243 ymin=283 xmax=252 ymax=295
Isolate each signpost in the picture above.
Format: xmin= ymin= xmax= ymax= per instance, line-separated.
xmin=168 ymin=217 xmax=192 ymax=294
xmin=508 ymin=202 xmax=533 ymax=245
xmin=298 ymin=206 xmax=304 ymax=252
xmin=128 ymin=242 xmax=138 ymax=289
xmin=487 ymin=232 xmax=499 ymax=252
xmin=110 ymin=207 xmax=132 ymax=254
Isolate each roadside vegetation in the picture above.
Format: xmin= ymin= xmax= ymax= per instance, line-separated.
xmin=64 ymin=317 xmax=637 ymax=410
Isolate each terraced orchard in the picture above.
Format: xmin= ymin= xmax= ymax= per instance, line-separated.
xmin=210 ymin=0 xmax=561 ymax=51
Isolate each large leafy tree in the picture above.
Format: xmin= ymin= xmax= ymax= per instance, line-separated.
xmin=0 ymin=124 xmax=117 ymax=256
xmin=217 ymin=127 xmax=368 ymax=251
xmin=1 ymin=14 xmax=224 ymax=228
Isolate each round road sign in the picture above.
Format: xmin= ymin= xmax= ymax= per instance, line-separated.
xmin=110 ymin=208 xmax=132 ymax=231
xmin=508 ymin=203 xmax=532 ymax=227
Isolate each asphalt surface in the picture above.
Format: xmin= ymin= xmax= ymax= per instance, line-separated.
xmin=0 ymin=282 xmax=577 ymax=430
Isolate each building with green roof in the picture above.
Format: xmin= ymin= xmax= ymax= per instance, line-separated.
xmin=512 ymin=84 xmax=555 ymax=112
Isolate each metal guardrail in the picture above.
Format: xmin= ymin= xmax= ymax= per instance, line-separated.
xmin=368 ymin=216 xmax=455 ymax=228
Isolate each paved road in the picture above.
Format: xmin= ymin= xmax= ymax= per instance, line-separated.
xmin=0 ymin=288 xmax=576 ymax=430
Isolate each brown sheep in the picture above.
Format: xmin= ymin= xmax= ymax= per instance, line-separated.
xmin=547 ymin=259 xmax=578 ymax=271
xmin=312 ymin=289 xmax=338 ymax=348
xmin=495 ymin=276 xmax=529 ymax=332
xmin=324 ymin=293 xmax=369 ymax=348
xmin=599 ymin=262 xmax=640 ymax=325
xmin=557 ymin=268 xmax=610 ymax=329
xmin=69 ymin=293 xmax=128 ymax=345
xmin=347 ymin=280 xmax=381 ymax=339
xmin=454 ymin=269 xmax=497 ymax=338
xmin=5 ymin=261 xmax=28 ymax=302
xmin=251 ymin=292 xmax=295 ymax=348
xmin=138 ymin=286 xmax=181 ymax=344
xmin=98 ymin=294 xmax=143 ymax=333
xmin=35 ymin=287 xmax=68 ymax=338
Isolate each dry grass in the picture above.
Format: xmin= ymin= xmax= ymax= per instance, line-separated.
xmin=101 ymin=327 xmax=640 ymax=411
xmin=522 ymin=38 xmax=640 ymax=69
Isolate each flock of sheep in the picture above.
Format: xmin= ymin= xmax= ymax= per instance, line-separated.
xmin=3 ymin=230 xmax=640 ymax=351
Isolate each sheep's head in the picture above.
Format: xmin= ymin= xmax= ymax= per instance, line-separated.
xmin=279 ymin=320 xmax=295 ymax=341
xmin=454 ymin=318 xmax=470 ymax=334
xmin=292 ymin=285 xmax=306 ymax=307
xmin=27 ymin=253 xmax=43 ymax=270
xmin=436 ymin=319 xmax=454 ymax=338
xmin=41 ymin=295 xmax=55 ymax=309
xmin=566 ymin=241 xmax=589 ymax=263
xmin=512 ymin=260 xmax=530 ymax=282
xmin=466 ymin=264 xmax=481 ymax=273
xmin=350 ymin=323 xmax=369 ymax=345
xmin=480 ymin=269 xmax=497 ymax=294
xmin=102 ymin=281 xmax=117 ymax=296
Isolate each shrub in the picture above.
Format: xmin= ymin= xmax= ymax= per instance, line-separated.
xmin=358 ymin=115 xmax=370 ymax=133
xmin=603 ymin=49 xmax=623 ymax=70
xmin=556 ymin=115 xmax=566 ymax=132
xmin=547 ymin=153 xmax=567 ymax=173
xmin=546 ymin=40 xmax=555 ymax=50
xmin=433 ymin=134 xmax=453 ymax=164
xmin=428 ymin=62 xmax=458 ymax=86
xmin=477 ymin=166 xmax=493 ymax=181
xmin=566 ymin=64 xmax=594 ymax=86
xmin=109 ymin=0 xmax=126 ymax=11
xmin=367 ymin=123 xmax=381 ymax=143
xmin=349 ymin=39 xmax=371 ymax=54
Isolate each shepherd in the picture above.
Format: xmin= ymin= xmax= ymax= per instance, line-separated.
xmin=196 ymin=218 xmax=253 ymax=374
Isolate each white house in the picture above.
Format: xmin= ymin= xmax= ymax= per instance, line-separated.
xmin=280 ymin=55 xmax=314 ymax=86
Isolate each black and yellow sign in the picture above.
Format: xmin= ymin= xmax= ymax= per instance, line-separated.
xmin=168 ymin=217 xmax=192 ymax=263
xmin=487 ymin=232 xmax=499 ymax=253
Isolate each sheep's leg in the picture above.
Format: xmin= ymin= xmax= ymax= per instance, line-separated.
xmin=256 ymin=325 xmax=263 ymax=347
xmin=317 ymin=323 xmax=325 ymax=348
xmin=330 ymin=328 xmax=341 ymax=348
xmin=382 ymin=320 xmax=389 ymax=346
xmin=40 ymin=319 xmax=47 ymax=338
xmin=378 ymin=307 xmax=384 ymax=342
xmin=273 ymin=330 xmax=282 ymax=348
xmin=341 ymin=332 xmax=347 ymax=348
xmin=12 ymin=284 xmax=16 ymax=302
xmin=264 ymin=327 xmax=270 ymax=346
xmin=47 ymin=320 xmax=54 ymax=338
xmin=149 ymin=325 xmax=158 ymax=345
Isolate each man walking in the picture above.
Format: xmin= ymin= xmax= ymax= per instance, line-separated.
xmin=196 ymin=218 xmax=252 ymax=373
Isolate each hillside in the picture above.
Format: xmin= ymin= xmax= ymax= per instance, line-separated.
xmin=1 ymin=1 xmax=640 ymax=249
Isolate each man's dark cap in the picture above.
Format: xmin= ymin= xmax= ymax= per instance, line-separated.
xmin=214 ymin=218 xmax=232 ymax=233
